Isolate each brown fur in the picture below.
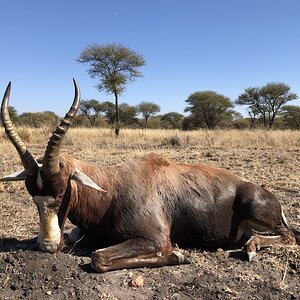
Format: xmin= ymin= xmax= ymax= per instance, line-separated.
xmin=22 ymin=152 xmax=300 ymax=272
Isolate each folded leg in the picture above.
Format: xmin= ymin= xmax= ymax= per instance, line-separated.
xmin=91 ymin=238 xmax=190 ymax=272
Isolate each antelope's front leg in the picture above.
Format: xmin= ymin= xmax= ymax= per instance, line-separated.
xmin=91 ymin=238 xmax=190 ymax=272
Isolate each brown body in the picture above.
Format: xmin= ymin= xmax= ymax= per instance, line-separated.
xmin=1 ymin=81 xmax=299 ymax=272
xmin=60 ymin=154 xmax=259 ymax=248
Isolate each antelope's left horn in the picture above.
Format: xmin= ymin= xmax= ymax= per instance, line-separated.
xmin=1 ymin=82 xmax=38 ymax=175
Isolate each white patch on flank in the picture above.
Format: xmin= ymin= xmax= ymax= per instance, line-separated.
xmin=33 ymin=195 xmax=61 ymax=253
xmin=173 ymin=251 xmax=185 ymax=264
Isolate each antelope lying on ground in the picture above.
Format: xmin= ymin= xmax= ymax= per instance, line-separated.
xmin=1 ymin=80 xmax=299 ymax=272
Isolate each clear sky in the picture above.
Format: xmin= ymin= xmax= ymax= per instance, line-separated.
xmin=1 ymin=0 xmax=300 ymax=117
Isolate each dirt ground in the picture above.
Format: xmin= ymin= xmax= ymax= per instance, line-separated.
xmin=0 ymin=129 xmax=300 ymax=300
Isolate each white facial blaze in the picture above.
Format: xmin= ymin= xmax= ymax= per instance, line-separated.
xmin=33 ymin=196 xmax=61 ymax=253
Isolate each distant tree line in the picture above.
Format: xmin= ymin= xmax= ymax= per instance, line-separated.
xmin=1 ymin=81 xmax=299 ymax=130
xmin=72 ymin=42 xmax=300 ymax=131
xmin=0 ymin=108 xmax=60 ymax=128
xmin=4 ymin=44 xmax=298 ymax=131
xmin=183 ymin=82 xmax=299 ymax=130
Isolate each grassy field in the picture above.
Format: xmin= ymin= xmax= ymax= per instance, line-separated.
xmin=0 ymin=128 xmax=300 ymax=299
xmin=0 ymin=127 xmax=300 ymax=238
xmin=1 ymin=127 xmax=300 ymax=240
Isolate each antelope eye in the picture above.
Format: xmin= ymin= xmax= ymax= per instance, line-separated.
xmin=59 ymin=161 xmax=65 ymax=168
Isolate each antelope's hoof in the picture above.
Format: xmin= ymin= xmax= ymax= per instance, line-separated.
xmin=247 ymin=251 xmax=256 ymax=262
xmin=91 ymin=250 xmax=110 ymax=273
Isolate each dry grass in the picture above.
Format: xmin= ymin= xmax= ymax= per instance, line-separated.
xmin=0 ymin=127 xmax=300 ymax=297
xmin=0 ymin=127 xmax=300 ymax=242
xmin=1 ymin=127 xmax=300 ymax=185
xmin=1 ymin=126 xmax=300 ymax=158
xmin=2 ymin=127 xmax=300 ymax=148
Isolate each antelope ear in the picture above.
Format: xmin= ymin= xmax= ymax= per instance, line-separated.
xmin=71 ymin=169 xmax=107 ymax=192
xmin=0 ymin=169 xmax=27 ymax=181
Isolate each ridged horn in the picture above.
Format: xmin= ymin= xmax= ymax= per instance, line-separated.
xmin=1 ymin=82 xmax=38 ymax=175
xmin=42 ymin=79 xmax=80 ymax=175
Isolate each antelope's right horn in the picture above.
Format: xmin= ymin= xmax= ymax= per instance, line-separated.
xmin=42 ymin=79 xmax=80 ymax=175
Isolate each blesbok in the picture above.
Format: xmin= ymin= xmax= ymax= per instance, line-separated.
xmin=1 ymin=80 xmax=299 ymax=272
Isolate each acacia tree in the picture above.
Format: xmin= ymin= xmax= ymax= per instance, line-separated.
xmin=280 ymin=105 xmax=300 ymax=129
xmin=161 ymin=112 xmax=184 ymax=129
xmin=101 ymin=101 xmax=116 ymax=125
xmin=137 ymin=101 xmax=161 ymax=129
xmin=247 ymin=106 xmax=260 ymax=128
xmin=100 ymin=101 xmax=138 ymax=126
xmin=80 ymin=99 xmax=103 ymax=127
xmin=185 ymin=91 xmax=234 ymax=129
xmin=119 ymin=103 xmax=138 ymax=126
xmin=236 ymin=82 xmax=298 ymax=128
xmin=77 ymin=43 xmax=145 ymax=136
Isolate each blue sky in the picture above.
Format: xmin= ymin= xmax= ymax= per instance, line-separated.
xmin=1 ymin=0 xmax=300 ymax=117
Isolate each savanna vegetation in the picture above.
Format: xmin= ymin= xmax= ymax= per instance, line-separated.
xmin=1 ymin=39 xmax=300 ymax=298
xmin=1 ymin=127 xmax=300 ymax=299
xmin=1 ymin=43 xmax=299 ymax=132
xmin=1 ymin=80 xmax=298 ymax=131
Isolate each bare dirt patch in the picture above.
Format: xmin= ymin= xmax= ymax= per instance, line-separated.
xmin=1 ymin=129 xmax=300 ymax=299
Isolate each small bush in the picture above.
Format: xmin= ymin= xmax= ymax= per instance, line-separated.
xmin=161 ymin=135 xmax=181 ymax=147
